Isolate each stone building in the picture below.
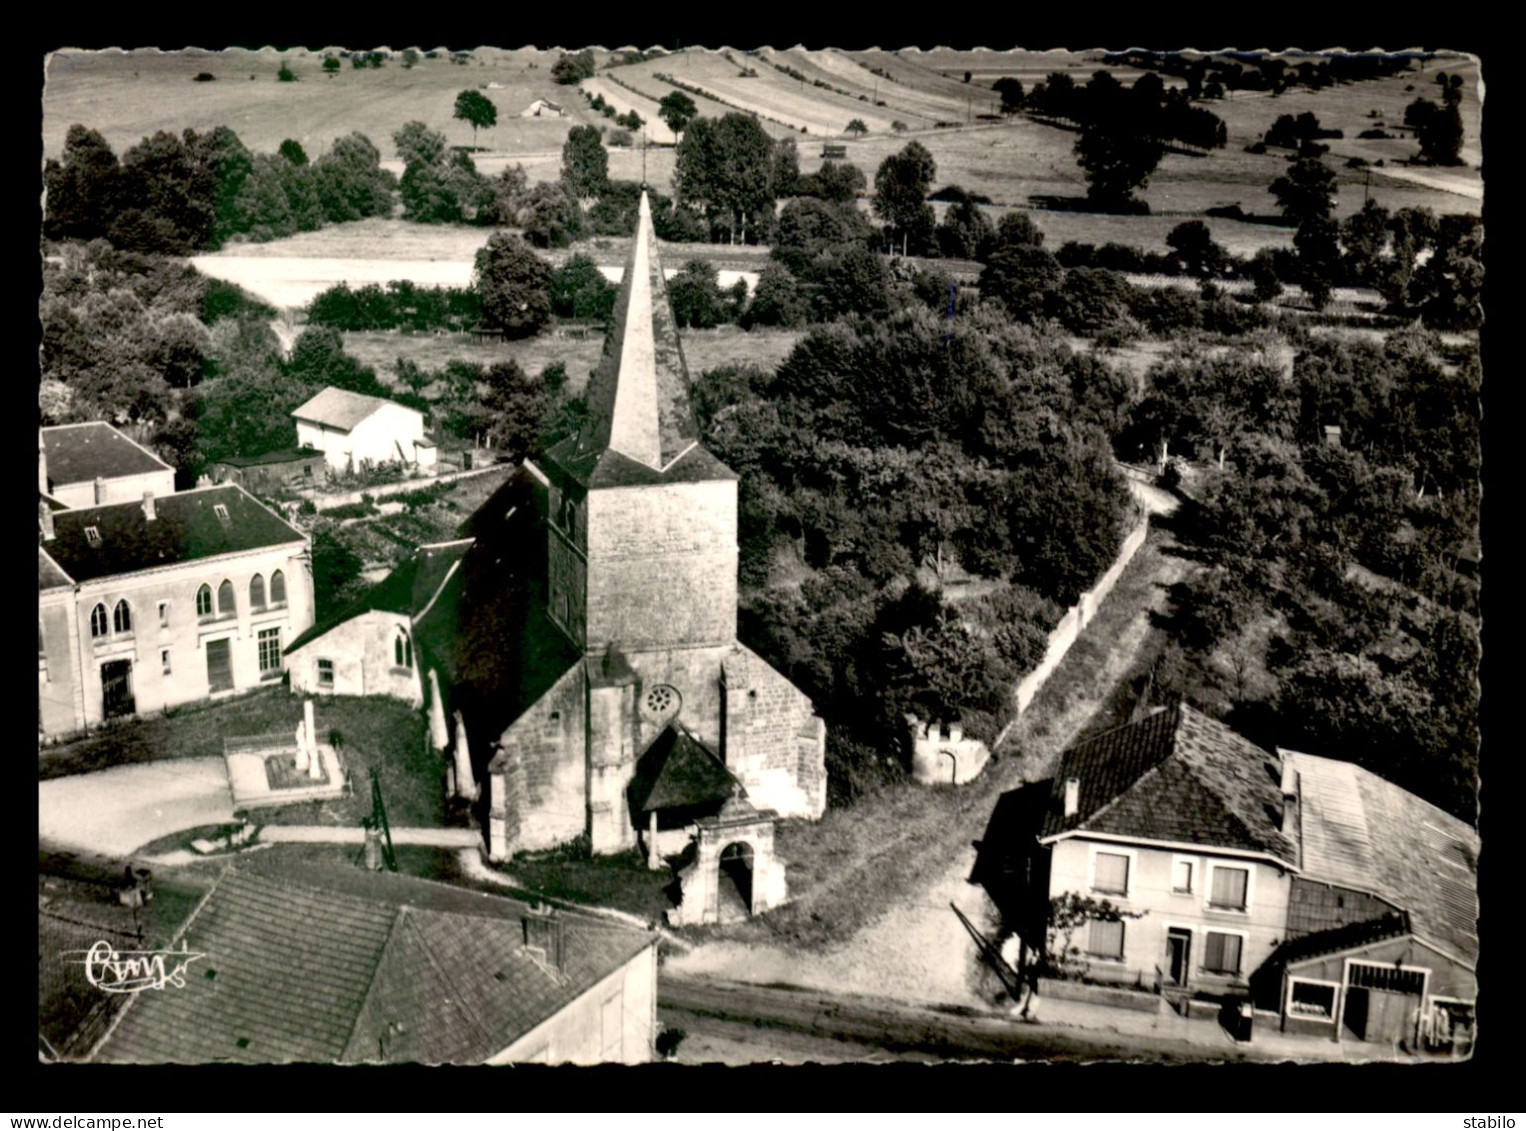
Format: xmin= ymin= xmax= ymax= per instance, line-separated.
xmin=39 ymin=484 xmax=314 ymax=738
xmin=283 ymin=194 xmax=826 ymax=919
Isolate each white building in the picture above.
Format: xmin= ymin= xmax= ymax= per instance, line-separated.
xmin=292 ymin=387 xmax=436 ymax=474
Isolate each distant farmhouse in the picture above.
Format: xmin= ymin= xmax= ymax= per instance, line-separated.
xmin=974 ymin=704 xmax=1478 ymax=1055
xmin=41 ymin=423 xmax=176 ymax=509
xmin=39 ymin=479 xmax=313 ymax=738
xmin=285 ymin=194 xmax=827 ymax=925
xmin=292 ymin=387 xmax=437 ymax=475
xmin=520 ymin=98 xmax=564 ymax=118
xmin=89 ymin=863 xmax=659 ymax=1065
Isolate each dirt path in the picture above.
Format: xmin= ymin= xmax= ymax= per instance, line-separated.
xmin=665 ymin=521 xmax=1199 ymax=1010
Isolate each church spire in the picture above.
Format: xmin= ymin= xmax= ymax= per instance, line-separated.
xmin=572 ymin=191 xmax=700 ymax=472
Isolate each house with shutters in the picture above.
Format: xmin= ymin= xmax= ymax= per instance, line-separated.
xmin=87 ymin=860 xmax=660 ymax=1065
xmin=971 ymin=703 xmax=1477 ymax=1054
xmin=38 ymin=484 xmax=314 ymax=738
xmin=292 ymin=387 xmax=437 ymax=474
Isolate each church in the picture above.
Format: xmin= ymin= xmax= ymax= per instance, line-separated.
xmin=288 ymin=194 xmax=826 ymax=921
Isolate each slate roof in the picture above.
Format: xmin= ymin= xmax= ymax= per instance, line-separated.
xmin=1040 ymin=703 xmax=1297 ymax=865
xmin=39 ymin=548 xmax=73 ymax=592
xmin=1283 ymin=749 xmax=1479 ymax=966
xmin=40 ymin=485 xmax=305 ymax=584
xmin=292 ymin=387 xmax=409 ymax=432
xmin=41 ymin=422 xmax=171 ymax=487
xmin=1264 ymin=912 xmax=1413 ymax=970
xmin=285 ymin=538 xmax=472 ymax=656
xmin=550 ymin=191 xmax=724 ymax=487
xmin=627 ymin=722 xmax=741 ymax=814
xmin=93 ymin=862 xmax=657 ymax=1065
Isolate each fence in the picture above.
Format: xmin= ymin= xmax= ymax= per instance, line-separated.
xmin=305 ymin=461 xmax=509 ymax=513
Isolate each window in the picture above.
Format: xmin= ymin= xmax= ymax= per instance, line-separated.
xmin=113 ymin=600 xmax=132 ymax=635
xmin=317 ymin=658 xmax=334 ymax=689
xmin=161 ymin=649 xmax=172 ymax=676
xmin=258 ymin=628 xmax=282 ymax=675
xmin=394 ymin=631 xmax=412 ymax=669
xmin=196 ymin=585 xmax=214 ymax=618
xmin=1172 ymin=858 xmax=1195 ymax=894
xmin=1208 ymin=865 xmax=1250 ymax=911
xmin=1087 ymin=919 xmax=1125 ymax=961
xmin=1092 ymin=851 xmax=1130 ymax=896
xmin=1288 ymin=980 xmax=1337 ymax=1019
xmin=84 ymin=526 xmax=101 ymax=547
xmin=250 ymin=574 xmax=266 ymax=609
xmin=217 ymin=579 xmax=235 ymax=617
xmin=270 ymin=570 xmax=287 ymax=606
xmin=1203 ymin=931 xmax=1243 ymax=975
xmin=213 ymin=503 xmax=230 ymax=523
xmin=90 ymin=603 xmax=109 ymax=638
xmin=158 ymin=601 xmax=170 ymax=627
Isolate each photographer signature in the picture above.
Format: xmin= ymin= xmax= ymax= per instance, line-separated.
xmin=66 ymin=940 xmax=207 ymax=994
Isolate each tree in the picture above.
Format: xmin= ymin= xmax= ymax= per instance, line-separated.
xmin=936 ymin=191 xmax=994 ymax=261
xmin=277 ymin=61 xmax=297 ymax=83
xmin=1269 ymin=156 xmax=1337 ymax=226
xmin=1340 ymin=199 xmax=1390 ymax=288
xmin=845 ymin=118 xmax=868 ymax=137
xmin=278 ymin=138 xmax=309 ymax=166
xmin=1406 ymin=74 xmax=1465 ymax=166
xmin=993 ymin=77 xmax=1024 ymax=114
xmin=667 ymin=260 xmax=728 ymax=329
xmin=805 ymin=160 xmax=866 ymax=204
xmin=978 ymin=244 xmax=1062 ymax=323
xmin=1072 ymin=71 xmax=1165 ymax=212
xmin=1248 ymin=248 xmax=1285 ymax=303
xmin=658 ymin=91 xmax=698 ymax=139
xmin=551 ymin=50 xmax=596 ymax=84
xmin=521 ymin=181 xmax=583 ymax=248
xmin=311 ymin=133 xmax=396 ymax=223
xmin=550 ymin=253 xmax=617 ymax=322
xmin=674 ymin=113 xmax=777 ymax=244
xmin=453 ymin=89 xmax=498 ymax=149
xmin=474 ymin=232 xmax=553 ymax=338
xmin=743 ymin=263 xmax=809 ymax=329
xmin=560 ymin=124 xmax=609 ymax=199
xmin=1294 ymin=216 xmax=1342 ymax=310
xmin=872 ymin=141 xmax=937 ymax=256
xmin=44 ymin=125 xmax=123 ymax=241
xmin=284 ymin=326 xmax=385 ymax=396
xmin=1166 ymin=220 xmax=1227 ymax=278
xmin=393 ymin=120 xmax=447 ymax=168
xmin=479 ymin=360 xmax=548 ymax=456
xmin=322 ymin=55 xmax=340 ymax=76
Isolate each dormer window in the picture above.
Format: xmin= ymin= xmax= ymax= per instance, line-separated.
xmin=84 ymin=526 xmax=101 ymax=547
xmin=213 ymin=503 xmax=231 ymax=526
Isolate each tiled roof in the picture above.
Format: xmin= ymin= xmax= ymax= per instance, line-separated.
xmin=1266 ymin=912 xmax=1413 ymax=969
xmin=292 ymin=387 xmax=408 ymax=431
xmin=1284 ymin=750 xmax=1479 ymax=966
xmin=41 ymin=422 xmax=171 ymax=487
xmin=94 ymin=863 xmax=656 ymax=1065
xmin=628 ymin=722 xmax=740 ymax=814
xmin=1041 ymin=704 xmax=1296 ymax=864
xmin=40 ymin=485 xmax=305 ymax=584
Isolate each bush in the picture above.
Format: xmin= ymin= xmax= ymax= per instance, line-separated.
xmin=194 ymin=72 xmax=216 ymax=83
xmin=278 ymin=62 xmax=297 ymax=83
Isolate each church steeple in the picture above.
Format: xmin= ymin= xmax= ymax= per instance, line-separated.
xmin=572 ymin=191 xmax=700 ymax=472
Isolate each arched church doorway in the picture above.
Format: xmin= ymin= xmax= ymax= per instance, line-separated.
xmin=717 ymin=842 xmax=754 ymax=919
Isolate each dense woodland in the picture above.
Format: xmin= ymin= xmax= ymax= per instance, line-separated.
xmin=39 ymin=53 xmax=1482 ymax=817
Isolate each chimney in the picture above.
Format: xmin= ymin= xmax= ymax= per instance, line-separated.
xmin=39 ymin=502 xmax=55 ymax=542
xmin=142 ymin=491 xmax=156 ymax=521
xmin=1281 ymin=767 xmax=1301 ymax=835
xmin=1063 ymin=777 xmax=1080 ymax=818
xmin=94 ymin=476 xmax=108 ymax=505
xmin=523 ymin=903 xmax=565 ymax=973
xmin=38 ymin=432 xmax=47 ymax=495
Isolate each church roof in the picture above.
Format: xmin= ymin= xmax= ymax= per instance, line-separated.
xmin=548 ymin=192 xmax=717 ymax=487
xmin=628 ymin=722 xmax=740 ymax=814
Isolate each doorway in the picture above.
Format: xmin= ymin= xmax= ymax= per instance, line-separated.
xmin=206 ymin=638 xmax=233 ymax=693
xmin=101 ymin=659 xmax=134 ymax=719
xmin=1166 ymin=928 xmax=1192 ymax=986
xmin=716 ymin=842 xmax=754 ymax=920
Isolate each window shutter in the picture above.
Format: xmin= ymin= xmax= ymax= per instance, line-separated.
xmin=1088 ymin=919 xmax=1124 ymax=959
xmin=1094 ymin=852 xmax=1129 ymax=894
xmin=1211 ymin=866 xmax=1248 ymax=909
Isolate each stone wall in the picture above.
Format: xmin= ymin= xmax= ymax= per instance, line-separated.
xmin=722 ymin=644 xmax=827 ymax=819
xmin=489 ymin=662 xmax=587 ymax=856
xmin=287 ymin=610 xmax=421 ymax=706
xmin=584 ymin=481 xmax=737 ymax=653
xmin=1013 ymin=518 xmax=1150 ymax=716
xmin=905 ymin=716 xmax=990 ymax=786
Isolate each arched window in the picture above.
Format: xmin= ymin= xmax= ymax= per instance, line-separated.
xmin=90 ymin=604 xmax=108 ymax=638
xmin=217 ymin=580 xmax=235 ymax=617
xmin=394 ymin=631 xmax=413 ymax=669
xmin=196 ymin=585 xmax=213 ymax=618
xmin=113 ymin=600 xmax=132 ymax=634
xmin=270 ymin=570 xmax=287 ymax=606
xmin=250 ymin=574 xmax=266 ymax=609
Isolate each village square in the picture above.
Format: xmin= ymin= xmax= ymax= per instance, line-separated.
xmin=37 ymin=41 xmax=1481 ymax=1068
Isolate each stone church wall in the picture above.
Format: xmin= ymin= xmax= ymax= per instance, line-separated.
xmin=723 ymin=644 xmax=827 ymax=819
xmin=490 ymin=662 xmax=587 ymax=854
xmin=585 ymin=481 xmax=737 ymax=653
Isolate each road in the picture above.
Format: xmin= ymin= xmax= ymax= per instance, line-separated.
xmin=659 ymin=975 xmax=1233 ymax=1065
